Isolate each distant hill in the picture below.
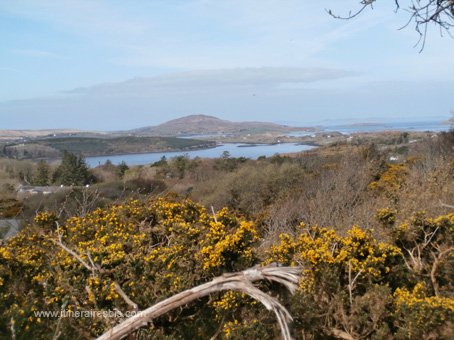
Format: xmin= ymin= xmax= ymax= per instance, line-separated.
xmin=128 ymin=114 xmax=308 ymax=136
xmin=0 ymin=129 xmax=83 ymax=140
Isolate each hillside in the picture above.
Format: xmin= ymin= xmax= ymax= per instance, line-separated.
xmin=1 ymin=136 xmax=216 ymax=159
xmin=128 ymin=114 xmax=309 ymax=136
xmin=0 ymin=129 xmax=83 ymax=140
xmin=1 ymin=131 xmax=453 ymax=339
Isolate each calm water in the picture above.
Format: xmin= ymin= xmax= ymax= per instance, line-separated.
xmin=86 ymin=143 xmax=314 ymax=167
xmin=327 ymin=121 xmax=450 ymax=134
xmin=288 ymin=120 xmax=450 ymax=136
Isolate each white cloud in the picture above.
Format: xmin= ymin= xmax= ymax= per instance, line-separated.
xmin=1 ymin=0 xmax=453 ymax=129
xmin=66 ymin=67 xmax=357 ymax=96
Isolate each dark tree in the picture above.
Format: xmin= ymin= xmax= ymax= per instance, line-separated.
xmin=151 ymin=156 xmax=168 ymax=167
xmin=117 ymin=161 xmax=129 ymax=178
xmin=221 ymin=150 xmax=231 ymax=159
xmin=53 ymin=151 xmax=94 ymax=186
xmin=172 ymin=155 xmax=190 ymax=179
xmin=33 ymin=160 xmax=50 ymax=186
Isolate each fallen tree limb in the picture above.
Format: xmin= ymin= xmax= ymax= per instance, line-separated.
xmin=97 ymin=265 xmax=302 ymax=340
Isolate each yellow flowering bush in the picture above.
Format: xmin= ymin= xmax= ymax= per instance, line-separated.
xmin=1 ymin=194 xmax=453 ymax=339
xmin=376 ymin=207 xmax=397 ymax=226
xmin=264 ymin=213 xmax=454 ymax=338
xmin=267 ymin=224 xmax=401 ymax=291
xmin=33 ymin=211 xmax=57 ymax=227
xmin=0 ymin=196 xmax=259 ymax=338
xmin=199 ymin=209 xmax=258 ymax=271
xmin=368 ymin=163 xmax=408 ymax=201
xmin=392 ymin=212 xmax=453 ymax=280
xmin=221 ymin=318 xmax=265 ymax=338
xmin=394 ymin=283 xmax=454 ymax=338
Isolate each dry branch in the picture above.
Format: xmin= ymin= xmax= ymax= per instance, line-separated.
xmin=440 ymin=200 xmax=454 ymax=209
xmin=114 ymin=283 xmax=139 ymax=312
xmin=330 ymin=328 xmax=356 ymax=340
xmin=328 ymin=0 xmax=454 ymax=51
xmin=430 ymin=246 xmax=454 ymax=296
xmin=51 ymin=223 xmax=93 ymax=273
xmin=97 ymin=265 xmax=302 ymax=340
xmin=10 ymin=318 xmax=16 ymax=340
xmin=51 ymin=224 xmax=138 ymax=316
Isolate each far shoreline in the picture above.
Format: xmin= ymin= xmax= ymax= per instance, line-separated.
xmin=84 ymin=142 xmax=317 ymax=167
xmin=43 ymin=143 xmax=220 ymax=165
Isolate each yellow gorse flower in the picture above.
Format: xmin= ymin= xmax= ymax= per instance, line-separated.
xmin=267 ymin=223 xmax=401 ymax=290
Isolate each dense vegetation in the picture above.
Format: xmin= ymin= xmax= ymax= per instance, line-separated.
xmin=0 ymin=130 xmax=453 ymax=339
xmin=0 ymin=136 xmax=216 ymax=159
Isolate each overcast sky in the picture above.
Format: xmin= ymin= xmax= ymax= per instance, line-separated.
xmin=1 ymin=0 xmax=453 ymax=130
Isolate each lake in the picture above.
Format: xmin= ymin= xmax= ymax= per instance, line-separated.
xmin=86 ymin=143 xmax=314 ymax=167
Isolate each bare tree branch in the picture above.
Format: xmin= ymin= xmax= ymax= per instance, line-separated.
xmin=330 ymin=328 xmax=356 ymax=340
xmin=51 ymin=223 xmax=139 ymax=317
xmin=51 ymin=223 xmax=93 ymax=272
xmin=430 ymin=246 xmax=454 ymax=296
xmin=439 ymin=200 xmax=454 ymax=209
xmin=326 ymin=2 xmax=372 ymax=21
xmin=10 ymin=318 xmax=16 ymax=340
xmin=211 ymin=205 xmax=218 ymax=223
xmin=347 ymin=261 xmax=363 ymax=306
xmin=52 ymin=315 xmax=62 ymax=340
xmin=328 ymin=1 xmax=454 ymax=50
xmin=97 ymin=266 xmax=303 ymax=340
xmin=114 ymin=283 xmax=139 ymax=312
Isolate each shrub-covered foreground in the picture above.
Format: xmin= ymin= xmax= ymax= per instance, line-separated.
xmin=0 ymin=197 xmax=453 ymax=339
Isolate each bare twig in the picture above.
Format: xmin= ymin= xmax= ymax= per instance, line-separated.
xmin=52 ymin=224 xmax=138 ymax=315
xmin=10 ymin=317 xmax=16 ymax=340
xmin=326 ymin=3 xmax=371 ymax=21
xmin=422 ymin=226 xmax=439 ymax=249
xmin=52 ymin=315 xmax=62 ymax=340
xmin=330 ymin=328 xmax=356 ymax=340
xmin=328 ymin=0 xmax=454 ymax=51
xmin=430 ymin=247 xmax=454 ymax=296
xmin=74 ymin=188 xmax=100 ymax=217
xmin=347 ymin=261 xmax=363 ymax=306
xmin=114 ymin=283 xmax=139 ymax=312
xmin=439 ymin=200 xmax=454 ymax=209
xmin=97 ymin=266 xmax=302 ymax=340
xmin=85 ymin=251 xmax=98 ymax=278
xmin=209 ymin=316 xmax=225 ymax=340
xmin=404 ymin=246 xmax=423 ymax=272
xmin=211 ymin=205 xmax=218 ymax=223
xmin=51 ymin=223 xmax=93 ymax=272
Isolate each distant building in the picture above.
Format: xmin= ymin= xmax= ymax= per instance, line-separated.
xmin=16 ymin=185 xmax=63 ymax=197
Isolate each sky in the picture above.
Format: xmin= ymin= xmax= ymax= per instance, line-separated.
xmin=0 ymin=0 xmax=453 ymax=130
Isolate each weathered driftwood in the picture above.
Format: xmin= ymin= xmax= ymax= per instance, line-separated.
xmin=97 ymin=265 xmax=302 ymax=340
